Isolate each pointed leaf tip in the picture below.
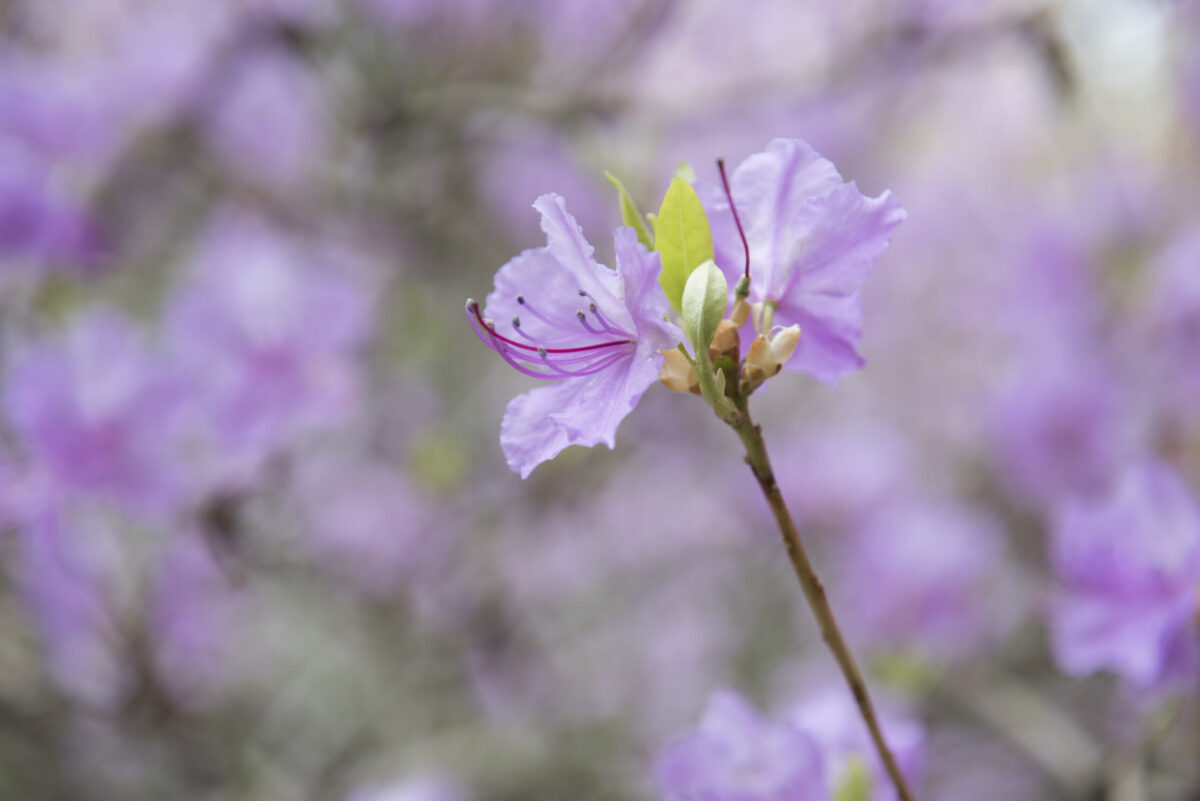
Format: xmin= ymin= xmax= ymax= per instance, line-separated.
xmin=604 ymin=171 xmax=654 ymax=249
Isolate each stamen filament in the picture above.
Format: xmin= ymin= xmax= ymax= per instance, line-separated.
xmin=468 ymin=300 xmax=632 ymax=354
xmin=516 ymin=294 xmax=585 ymax=337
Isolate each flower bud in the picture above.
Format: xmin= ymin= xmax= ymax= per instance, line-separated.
xmin=708 ymin=319 xmax=740 ymax=363
xmin=659 ymin=348 xmax=700 ymax=393
xmin=743 ymin=325 xmax=801 ymax=384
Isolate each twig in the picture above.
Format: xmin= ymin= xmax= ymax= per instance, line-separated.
xmin=730 ymin=400 xmax=917 ymax=801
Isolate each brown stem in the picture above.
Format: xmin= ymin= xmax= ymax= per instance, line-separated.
xmin=732 ymin=404 xmax=918 ymax=801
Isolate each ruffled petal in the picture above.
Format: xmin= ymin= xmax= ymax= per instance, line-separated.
xmin=700 ymin=138 xmax=847 ymax=297
xmin=1049 ymin=593 xmax=1185 ymax=688
xmin=774 ymin=182 xmax=905 ymax=299
xmin=776 ymin=291 xmax=865 ymax=384
xmin=533 ymin=193 xmax=625 ymax=311
xmin=499 ymin=347 xmax=662 ymax=478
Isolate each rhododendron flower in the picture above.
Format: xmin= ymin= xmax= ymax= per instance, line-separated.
xmin=1048 ymin=459 xmax=1200 ymax=690
xmin=787 ymin=686 xmax=924 ymax=801
xmin=696 ymin=138 xmax=905 ymax=383
xmin=3 ymin=308 xmax=184 ymax=513
xmin=655 ymin=690 xmax=825 ymax=801
xmin=467 ymin=194 xmax=681 ymax=478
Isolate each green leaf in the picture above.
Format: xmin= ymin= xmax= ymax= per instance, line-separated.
xmin=833 ymin=758 xmax=873 ymax=801
xmin=681 ymin=260 xmax=727 ymax=359
xmin=652 ymin=176 xmax=714 ymax=311
xmin=604 ymin=171 xmax=653 ymax=249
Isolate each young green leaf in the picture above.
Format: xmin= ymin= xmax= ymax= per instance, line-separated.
xmin=604 ymin=171 xmax=653 ymax=249
xmin=833 ymin=758 xmax=873 ymax=801
xmin=652 ymin=176 xmax=714 ymax=311
xmin=681 ymin=259 xmax=727 ymax=360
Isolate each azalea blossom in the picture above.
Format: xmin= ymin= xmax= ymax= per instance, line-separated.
xmin=467 ymin=193 xmax=681 ymax=478
xmin=696 ymin=138 xmax=906 ymax=383
xmin=1048 ymin=459 xmax=1200 ymax=690
xmin=655 ymin=690 xmax=825 ymax=801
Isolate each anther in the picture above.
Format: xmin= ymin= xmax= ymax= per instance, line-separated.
xmin=578 ymin=289 xmax=587 ymax=296
xmin=512 ymin=315 xmax=521 ymax=328
xmin=517 ymin=295 xmax=526 ymax=305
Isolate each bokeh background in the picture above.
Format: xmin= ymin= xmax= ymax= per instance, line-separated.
xmin=1 ymin=0 xmax=1198 ymax=799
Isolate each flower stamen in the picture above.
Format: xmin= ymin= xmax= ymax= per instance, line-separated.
xmin=466 ymin=299 xmax=636 ymax=381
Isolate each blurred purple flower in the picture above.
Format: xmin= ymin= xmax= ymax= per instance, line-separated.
xmin=204 ymin=47 xmax=327 ymax=190
xmin=95 ymin=3 xmax=232 ymax=131
xmin=14 ymin=508 xmax=127 ymax=708
xmin=786 ymin=686 xmax=924 ymax=801
xmin=989 ymin=354 xmax=1133 ymax=510
xmin=166 ymin=211 xmax=369 ymax=490
xmin=292 ymin=458 xmax=434 ymax=599
xmin=770 ymin=421 xmax=911 ymax=530
xmin=836 ymin=500 xmax=1010 ymax=662
xmin=344 ymin=776 xmax=466 ymax=801
xmin=475 ymin=122 xmax=610 ymax=248
xmin=0 ymin=59 xmax=112 ymax=159
xmin=1048 ymin=459 xmax=1200 ymax=691
xmin=0 ymin=145 xmax=102 ymax=272
xmin=1146 ymin=228 xmax=1200 ymax=416
xmin=696 ymin=138 xmax=905 ymax=383
xmin=467 ymin=194 xmax=681 ymax=478
xmin=3 ymin=309 xmax=184 ymax=513
xmin=656 ymin=690 xmax=825 ymax=801
xmin=149 ymin=533 xmax=243 ymax=709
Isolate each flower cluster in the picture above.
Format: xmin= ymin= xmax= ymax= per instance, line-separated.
xmin=468 ymin=139 xmax=905 ymax=476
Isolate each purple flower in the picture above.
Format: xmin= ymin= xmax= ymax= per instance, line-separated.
xmin=656 ymin=690 xmax=825 ymax=801
xmin=343 ymin=776 xmax=466 ymax=801
xmin=1146 ymin=228 xmax=1200 ymax=417
xmin=204 ymin=47 xmax=327 ymax=189
xmin=786 ymin=686 xmax=924 ymax=801
xmin=149 ymin=533 xmax=243 ymax=710
xmin=695 ymin=138 xmax=905 ymax=383
xmin=14 ymin=507 xmax=127 ymax=708
xmin=467 ymin=194 xmax=681 ymax=478
xmin=0 ymin=144 xmax=102 ymax=272
xmin=1048 ymin=459 xmax=1200 ymax=690
xmin=291 ymin=457 xmax=434 ymax=599
xmin=989 ymin=355 xmax=1132 ymax=508
xmin=836 ymin=500 xmax=1010 ymax=662
xmin=3 ymin=308 xmax=184 ymax=513
xmin=166 ymin=210 xmax=369 ymax=490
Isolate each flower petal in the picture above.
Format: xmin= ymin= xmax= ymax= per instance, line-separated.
xmin=776 ymin=291 xmax=865 ymax=384
xmin=611 ymin=225 xmax=683 ymax=350
xmin=499 ymin=348 xmax=661 ymax=479
xmin=774 ymin=182 xmax=905 ymax=300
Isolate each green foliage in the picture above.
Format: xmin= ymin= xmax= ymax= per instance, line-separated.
xmin=834 ymin=758 xmax=874 ymax=801
xmin=652 ymin=176 xmax=714 ymax=311
xmin=604 ymin=171 xmax=653 ymax=249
